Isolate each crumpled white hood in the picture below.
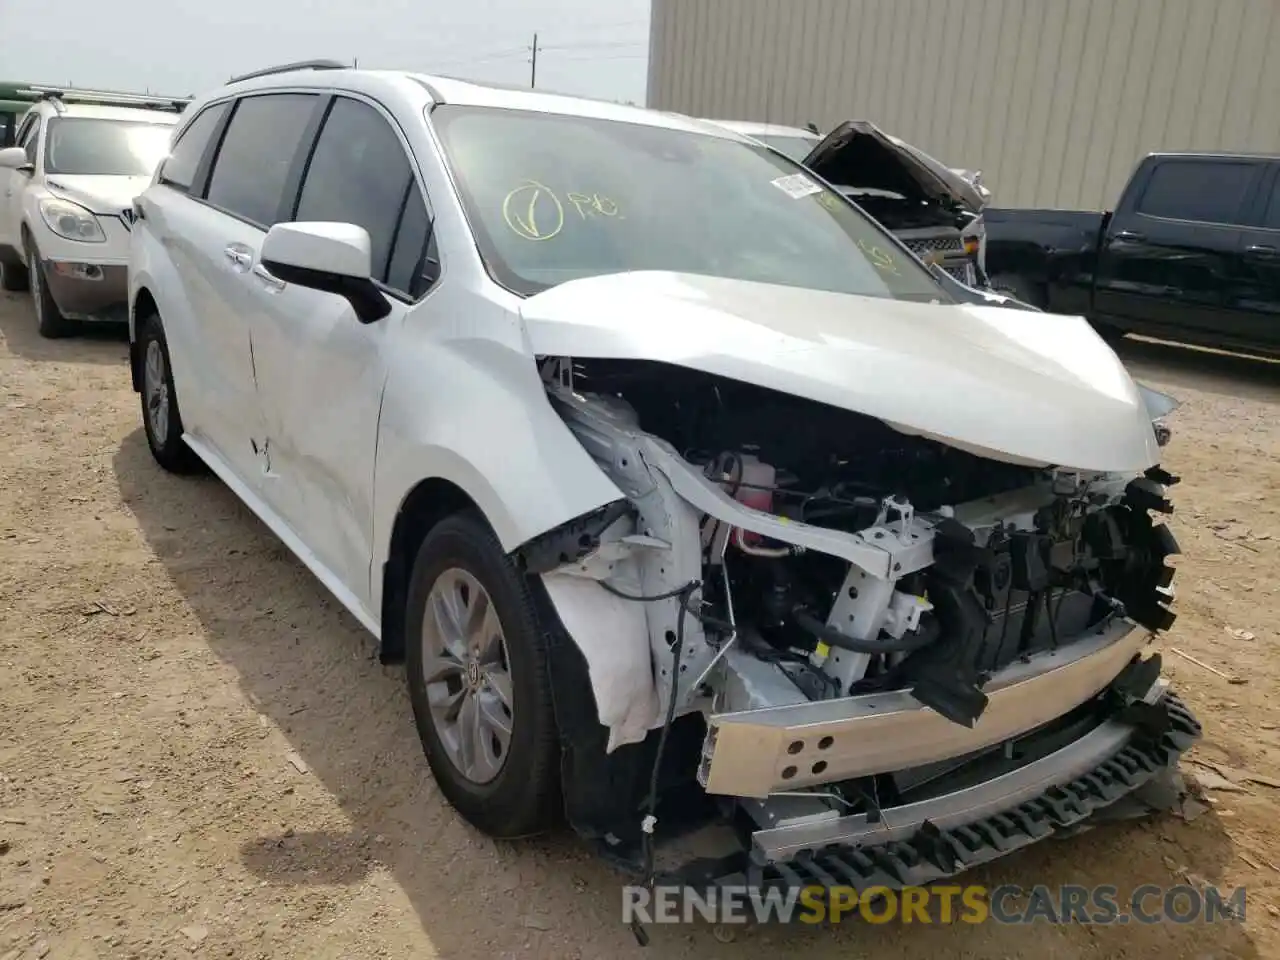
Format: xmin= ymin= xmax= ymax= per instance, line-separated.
xmin=520 ymin=271 xmax=1162 ymax=473
xmin=44 ymin=174 xmax=152 ymax=218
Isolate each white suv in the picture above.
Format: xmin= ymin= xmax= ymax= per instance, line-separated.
xmin=0 ymin=89 xmax=182 ymax=337
xmin=129 ymin=61 xmax=1197 ymax=895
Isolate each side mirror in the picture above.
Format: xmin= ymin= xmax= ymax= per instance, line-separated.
xmin=259 ymin=222 xmax=391 ymax=324
xmin=0 ymin=146 xmax=33 ymax=173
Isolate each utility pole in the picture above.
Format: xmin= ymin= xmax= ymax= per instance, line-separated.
xmin=530 ymin=33 xmax=538 ymax=89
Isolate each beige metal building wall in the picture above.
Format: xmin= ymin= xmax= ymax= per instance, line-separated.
xmin=647 ymin=0 xmax=1280 ymax=210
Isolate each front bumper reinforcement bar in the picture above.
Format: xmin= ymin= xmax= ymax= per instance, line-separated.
xmin=664 ymin=690 xmax=1201 ymax=893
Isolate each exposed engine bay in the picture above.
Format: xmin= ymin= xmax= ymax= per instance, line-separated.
xmin=525 ymin=354 xmax=1196 ymax=892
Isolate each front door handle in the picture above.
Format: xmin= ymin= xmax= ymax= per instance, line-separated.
xmin=251 ymin=262 xmax=286 ymax=291
xmin=1114 ymin=229 xmax=1147 ymax=243
xmin=1245 ymin=243 xmax=1278 ymax=258
xmin=223 ymin=244 xmax=252 ymax=271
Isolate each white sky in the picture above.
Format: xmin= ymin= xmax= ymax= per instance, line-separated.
xmin=0 ymin=0 xmax=651 ymax=103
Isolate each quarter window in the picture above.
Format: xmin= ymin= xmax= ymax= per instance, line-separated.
xmin=293 ymin=97 xmax=434 ymax=295
xmin=206 ymin=93 xmax=318 ymax=226
xmin=160 ymin=101 xmax=229 ymax=192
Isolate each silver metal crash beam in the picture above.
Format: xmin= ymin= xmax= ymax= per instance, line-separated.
xmin=701 ymin=617 xmax=1148 ymax=798
xmin=751 ymin=677 xmax=1170 ymax=863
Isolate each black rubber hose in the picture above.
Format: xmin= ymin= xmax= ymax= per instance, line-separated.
xmin=792 ymin=607 xmax=940 ymax=655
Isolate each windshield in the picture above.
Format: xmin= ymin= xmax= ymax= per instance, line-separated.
xmin=753 ymin=133 xmax=820 ymax=163
xmin=44 ymin=118 xmax=173 ymax=176
xmin=432 ymin=106 xmax=947 ymax=302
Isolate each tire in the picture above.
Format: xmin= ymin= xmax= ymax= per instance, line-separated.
xmin=988 ymin=272 xmax=1046 ymax=310
xmin=137 ymin=312 xmax=204 ymax=474
xmin=0 ymin=259 xmax=28 ymax=292
xmin=25 ymin=236 xmax=76 ymax=338
xmin=405 ymin=510 xmax=561 ymax=838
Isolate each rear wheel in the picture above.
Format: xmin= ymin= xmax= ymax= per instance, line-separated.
xmin=25 ymin=236 xmax=76 ymax=339
xmin=137 ymin=312 xmax=204 ymax=474
xmin=0 ymin=259 xmax=28 ymax=292
xmin=405 ymin=511 xmax=561 ymax=838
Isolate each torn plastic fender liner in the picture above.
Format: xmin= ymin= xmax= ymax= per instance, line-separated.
xmin=516 ymin=499 xmax=663 ymax=752
xmin=540 ymin=570 xmax=659 ymax=752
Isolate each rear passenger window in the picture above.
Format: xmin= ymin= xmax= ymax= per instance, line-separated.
xmin=1137 ymin=160 xmax=1256 ymax=224
xmin=294 ymin=97 xmax=434 ymax=295
xmin=160 ymin=101 xmax=229 ymax=192
xmin=206 ymin=94 xmax=318 ymax=226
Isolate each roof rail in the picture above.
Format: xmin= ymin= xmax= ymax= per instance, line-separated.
xmin=226 ymin=59 xmax=348 ymax=85
xmin=16 ymin=85 xmax=190 ymax=113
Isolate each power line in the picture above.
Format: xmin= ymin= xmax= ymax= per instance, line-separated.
xmin=538 ymin=39 xmax=647 ymax=51
xmin=549 ymin=53 xmax=649 ymax=62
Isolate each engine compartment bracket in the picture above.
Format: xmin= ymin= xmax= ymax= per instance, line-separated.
xmin=641 ymin=437 xmax=935 ymax=579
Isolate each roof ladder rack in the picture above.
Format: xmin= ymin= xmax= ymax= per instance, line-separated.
xmin=226 ymin=59 xmax=348 ymax=85
xmin=15 ymin=85 xmax=191 ymax=113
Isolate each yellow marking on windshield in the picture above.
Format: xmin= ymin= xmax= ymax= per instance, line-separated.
xmin=816 ymin=192 xmax=843 ymax=213
xmin=566 ymin=191 xmax=621 ymax=219
xmin=503 ymin=180 xmax=564 ymax=241
xmin=858 ymin=239 xmax=901 ymax=275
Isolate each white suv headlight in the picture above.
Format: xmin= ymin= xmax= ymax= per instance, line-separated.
xmin=38 ymin=196 xmax=106 ymax=243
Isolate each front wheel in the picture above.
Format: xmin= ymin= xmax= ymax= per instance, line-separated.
xmin=405 ymin=511 xmax=561 ymax=838
xmin=26 ymin=237 xmax=76 ymax=339
xmin=137 ymin=313 xmax=204 ymax=474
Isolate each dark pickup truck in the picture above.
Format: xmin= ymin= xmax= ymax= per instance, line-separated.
xmin=984 ymin=151 xmax=1280 ymax=357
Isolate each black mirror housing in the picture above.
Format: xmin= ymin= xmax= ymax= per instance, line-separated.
xmin=261 ymin=260 xmax=392 ymax=324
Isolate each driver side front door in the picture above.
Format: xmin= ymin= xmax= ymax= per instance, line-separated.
xmin=244 ymin=94 xmax=439 ymax=608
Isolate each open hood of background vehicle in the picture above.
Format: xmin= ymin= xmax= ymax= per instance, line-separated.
xmin=521 ymin=271 xmax=1163 ymax=474
xmin=803 ymin=120 xmax=984 ymax=212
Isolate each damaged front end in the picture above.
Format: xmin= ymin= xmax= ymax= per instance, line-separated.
xmin=524 ymin=356 xmax=1198 ymax=897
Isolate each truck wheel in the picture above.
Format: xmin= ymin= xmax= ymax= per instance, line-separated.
xmin=405 ymin=511 xmax=561 ymax=839
xmin=137 ymin=312 xmax=204 ymax=474
xmin=0 ymin=260 xmax=28 ymax=292
xmin=988 ymin=273 xmax=1046 ymax=310
xmin=25 ymin=237 xmax=76 ymax=338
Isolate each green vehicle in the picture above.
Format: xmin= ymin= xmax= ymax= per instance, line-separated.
xmin=0 ymin=83 xmax=41 ymax=147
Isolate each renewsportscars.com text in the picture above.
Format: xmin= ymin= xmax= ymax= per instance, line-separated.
xmin=622 ymin=883 xmax=1247 ymax=925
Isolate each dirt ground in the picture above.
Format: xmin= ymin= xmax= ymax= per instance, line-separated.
xmin=1 ymin=290 xmax=1278 ymax=960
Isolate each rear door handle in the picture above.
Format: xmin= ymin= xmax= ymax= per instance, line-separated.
xmin=1245 ymin=243 xmax=1278 ymax=258
xmin=1114 ymin=230 xmax=1147 ymax=243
